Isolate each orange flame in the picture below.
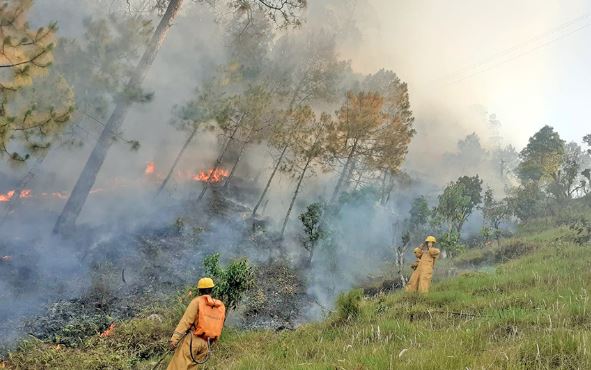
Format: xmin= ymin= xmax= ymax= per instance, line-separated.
xmin=0 ymin=190 xmax=15 ymax=202
xmin=100 ymin=323 xmax=115 ymax=337
xmin=145 ymin=161 xmax=155 ymax=175
xmin=0 ymin=164 xmax=230 ymax=203
xmin=19 ymin=189 xmax=32 ymax=198
xmin=193 ymin=168 xmax=230 ymax=183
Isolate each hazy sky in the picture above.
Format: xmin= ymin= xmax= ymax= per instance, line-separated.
xmin=31 ymin=0 xmax=591 ymax=150
xmin=342 ymin=0 xmax=590 ymax=147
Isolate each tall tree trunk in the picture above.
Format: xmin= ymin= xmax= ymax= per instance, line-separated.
xmin=223 ymin=140 xmax=247 ymax=189
xmin=196 ymin=121 xmax=242 ymax=202
xmin=196 ymin=138 xmax=231 ymax=202
xmin=456 ymin=220 xmax=464 ymax=236
xmin=252 ymin=144 xmax=288 ymax=227
xmin=385 ymin=174 xmax=396 ymax=205
xmin=344 ymin=158 xmax=357 ymax=188
xmin=156 ymin=126 xmax=197 ymax=196
xmin=330 ymin=138 xmax=359 ymax=204
xmin=379 ymin=170 xmax=388 ymax=204
xmin=251 ymin=87 xmax=301 ymax=227
xmin=53 ymin=0 xmax=185 ymax=235
xmin=280 ymin=157 xmax=311 ymax=238
xmin=353 ymin=168 xmax=365 ymax=192
xmin=395 ymin=244 xmax=407 ymax=287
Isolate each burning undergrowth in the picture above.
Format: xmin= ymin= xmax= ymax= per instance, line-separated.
xmin=0 ymin=183 xmax=312 ymax=355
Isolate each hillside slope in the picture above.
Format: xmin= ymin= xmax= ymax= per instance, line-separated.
xmin=4 ymin=224 xmax=591 ymax=370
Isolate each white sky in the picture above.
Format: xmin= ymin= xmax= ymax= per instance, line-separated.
xmin=344 ymin=0 xmax=591 ymax=148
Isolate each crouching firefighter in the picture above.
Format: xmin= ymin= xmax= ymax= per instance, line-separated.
xmin=167 ymin=277 xmax=226 ymax=370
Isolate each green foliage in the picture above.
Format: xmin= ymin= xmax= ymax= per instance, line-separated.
xmin=203 ymin=253 xmax=255 ymax=311
xmin=0 ymin=0 xmax=74 ymax=160
xmin=299 ymin=202 xmax=326 ymax=257
xmin=481 ymin=188 xmax=511 ymax=244
xmin=518 ymin=125 xmax=565 ymax=183
xmin=337 ymin=186 xmax=380 ymax=207
xmin=435 ymin=175 xmax=483 ymax=234
xmin=174 ymin=217 xmax=184 ymax=235
xmin=546 ymin=142 xmax=588 ymax=200
xmin=480 ymin=226 xmax=492 ymax=242
xmin=567 ymin=216 xmax=591 ymax=244
xmin=333 ymin=289 xmax=363 ymax=323
xmin=409 ymin=196 xmax=431 ymax=229
xmin=507 ymin=182 xmax=547 ymax=222
xmin=53 ymin=15 xmax=152 ymax=148
xmin=52 ymin=315 xmax=112 ymax=348
xmin=438 ymin=230 xmax=463 ymax=256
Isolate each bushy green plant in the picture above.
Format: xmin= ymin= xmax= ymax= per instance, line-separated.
xmin=567 ymin=216 xmax=591 ymax=244
xmin=203 ymin=253 xmax=255 ymax=310
xmin=334 ymin=289 xmax=363 ymax=323
xmin=299 ymin=202 xmax=328 ymax=265
xmin=438 ymin=230 xmax=463 ymax=257
xmin=435 ymin=175 xmax=483 ymax=235
xmin=507 ymin=182 xmax=548 ymax=221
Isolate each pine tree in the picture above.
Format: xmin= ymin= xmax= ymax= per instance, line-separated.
xmin=0 ymin=0 xmax=74 ymax=161
xmin=280 ymin=107 xmax=332 ymax=237
xmin=54 ymin=0 xmax=306 ymax=235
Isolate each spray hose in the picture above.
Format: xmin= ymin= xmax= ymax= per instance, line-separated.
xmin=151 ymin=330 xmax=191 ymax=370
xmin=190 ymin=335 xmax=212 ymax=364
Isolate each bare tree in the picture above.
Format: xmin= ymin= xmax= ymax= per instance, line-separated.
xmin=394 ymin=231 xmax=410 ymax=287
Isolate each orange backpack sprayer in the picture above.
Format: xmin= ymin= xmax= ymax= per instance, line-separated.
xmin=190 ymin=295 xmax=226 ymax=364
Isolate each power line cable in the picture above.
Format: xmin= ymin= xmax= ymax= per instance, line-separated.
xmin=424 ymin=12 xmax=591 ymax=87
xmin=444 ymin=20 xmax=591 ymax=86
xmin=81 ymin=111 xmax=139 ymax=145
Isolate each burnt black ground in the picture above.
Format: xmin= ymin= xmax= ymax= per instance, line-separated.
xmin=0 ymin=185 xmax=311 ymax=355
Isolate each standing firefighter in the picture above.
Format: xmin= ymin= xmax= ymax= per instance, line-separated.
xmin=167 ymin=277 xmax=226 ymax=370
xmin=405 ymin=236 xmax=440 ymax=294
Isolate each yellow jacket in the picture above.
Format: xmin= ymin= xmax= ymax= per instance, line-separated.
xmin=166 ymin=297 xmax=210 ymax=370
xmin=405 ymin=246 xmax=440 ymax=293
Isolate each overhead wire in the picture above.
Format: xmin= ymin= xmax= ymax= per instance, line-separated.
xmin=444 ymin=19 xmax=591 ymax=86
xmin=80 ymin=111 xmax=138 ymax=145
xmin=425 ymin=12 xmax=591 ymax=87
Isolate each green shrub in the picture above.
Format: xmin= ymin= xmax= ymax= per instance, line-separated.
xmin=333 ymin=289 xmax=363 ymax=323
xmin=439 ymin=230 xmax=464 ymax=257
xmin=203 ymin=253 xmax=255 ymax=311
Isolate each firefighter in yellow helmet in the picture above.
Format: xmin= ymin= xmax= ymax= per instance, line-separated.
xmin=405 ymin=236 xmax=440 ymax=294
xmin=167 ymin=277 xmax=226 ymax=370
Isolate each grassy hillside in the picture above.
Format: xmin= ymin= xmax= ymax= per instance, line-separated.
xmin=4 ymin=222 xmax=591 ymax=370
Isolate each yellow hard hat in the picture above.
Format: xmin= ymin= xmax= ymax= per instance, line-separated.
xmin=197 ymin=277 xmax=215 ymax=289
xmin=425 ymin=236 xmax=437 ymax=243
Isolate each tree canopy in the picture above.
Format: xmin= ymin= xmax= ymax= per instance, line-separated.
xmin=0 ymin=0 xmax=74 ymax=161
